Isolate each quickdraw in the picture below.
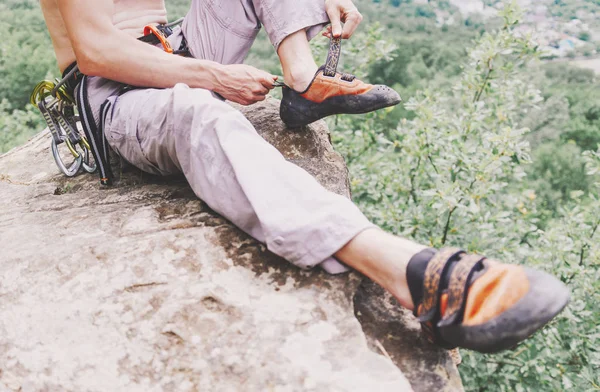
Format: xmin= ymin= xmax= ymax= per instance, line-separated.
xmin=30 ymin=77 xmax=97 ymax=177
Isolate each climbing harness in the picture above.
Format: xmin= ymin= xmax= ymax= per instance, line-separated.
xmin=30 ymin=18 xmax=187 ymax=184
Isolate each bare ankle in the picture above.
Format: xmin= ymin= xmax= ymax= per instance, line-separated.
xmin=335 ymin=228 xmax=424 ymax=311
xmin=285 ymin=65 xmax=318 ymax=91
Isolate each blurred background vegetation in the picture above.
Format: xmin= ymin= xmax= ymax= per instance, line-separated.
xmin=1 ymin=0 xmax=598 ymax=390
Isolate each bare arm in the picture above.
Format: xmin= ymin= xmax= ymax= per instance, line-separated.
xmin=57 ymin=0 xmax=276 ymax=105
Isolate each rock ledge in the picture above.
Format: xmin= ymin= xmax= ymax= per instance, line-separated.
xmin=0 ymin=98 xmax=462 ymax=392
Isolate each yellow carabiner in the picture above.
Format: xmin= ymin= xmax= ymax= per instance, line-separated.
xmin=65 ymin=138 xmax=81 ymax=159
xmin=30 ymin=79 xmax=75 ymax=106
xmin=30 ymin=80 xmax=56 ymax=106
xmin=80 ymin=136 xmax=91 ymax=151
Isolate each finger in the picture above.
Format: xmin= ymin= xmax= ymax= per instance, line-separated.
xmin=341 ymin=10 xmax=362 ymax=39
xmin=260 ymin=75 xmax=277 ymax=89
xmin=253 ymin=94 xmax=267 ymax=102
xmin=327 ymin=10 xmax=342 ymax=38
xmin=254 ymin=85 xmax=270 ymax=95
xmin=322 ymin=25 xmax=332 ymax=37
xmin=235 ymin=97 xmax=251 ymax=106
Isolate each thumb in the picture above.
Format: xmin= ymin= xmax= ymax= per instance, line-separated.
xmin=328 ymin=11 xmax=342 ymax=38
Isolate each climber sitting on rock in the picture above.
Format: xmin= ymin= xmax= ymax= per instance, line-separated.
xmin=41 ymin=0 xmax=569 ymax=354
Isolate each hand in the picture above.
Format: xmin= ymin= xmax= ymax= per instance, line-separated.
xmin=324 ymin=0 xmax=363 ymax=39
xmin=214 ymin=64 xmax=278 ymax=106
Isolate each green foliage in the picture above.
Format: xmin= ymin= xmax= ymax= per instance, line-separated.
xmin=0 ymin=0 xmax=55 ymax=153
xmin=0 ymin=0 xmax=56 ymax=108
xmin=528 ymin=141 xmax=590 ymax=223
xmin=326 ymin=3 xmax=599 ymax=390
xmin=165 ymin=0 xmax=192 ymax=20
xmin=0 ymin=100 xmax=44 ymax=153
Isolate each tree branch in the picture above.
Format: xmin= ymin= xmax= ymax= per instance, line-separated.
xmin=473 ymin=59 xmax=494 ymax=103
xmin=442 ymin=206 xmax=457 ymax=245
xmin=409 ymin=157 xmax=422 ymax=204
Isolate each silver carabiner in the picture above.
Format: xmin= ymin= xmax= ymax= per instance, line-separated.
xmin=81 ymin=143 xmax=97 ymax=174
xmin=51 ymin=137 xmax=83 ymax=177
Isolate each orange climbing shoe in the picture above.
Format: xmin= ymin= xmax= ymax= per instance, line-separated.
xmin=407 ymin=248 xmax=570 ymax=353
xmin=280 ymin=38 xmax=401 ymax=128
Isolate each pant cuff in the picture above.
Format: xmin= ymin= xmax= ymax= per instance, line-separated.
xmin=269 ymin=11 xmax=330 ymax=50
xmin=295 ymin=222 xmax=376 ymax=275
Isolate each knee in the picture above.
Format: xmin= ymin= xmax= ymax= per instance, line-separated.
xmin=169 ymin=84 xmax=259 ymax=146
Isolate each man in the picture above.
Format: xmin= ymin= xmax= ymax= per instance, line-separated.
xmin=40 ymin=0 xmax=569 ymax=354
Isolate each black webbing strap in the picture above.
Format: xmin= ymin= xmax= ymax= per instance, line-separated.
xmin=438 ymin=255 xmax=486 ymax=327
xmin=61 ymin=62 xmax=83 ymax=99
xmin=76 ymin=76 xmax=114 ymax=186
xmin=416 ymin=248 xmax=464 ymax=348
xmin=323 ymin=37 xmax=342 ymax=77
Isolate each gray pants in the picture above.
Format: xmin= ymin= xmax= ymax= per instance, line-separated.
xmin=91 ymin=0 xmax=374 ymax=274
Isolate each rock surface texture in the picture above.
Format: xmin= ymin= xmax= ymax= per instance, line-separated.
xmin=0 ymin=98 xmax=463 ymax=392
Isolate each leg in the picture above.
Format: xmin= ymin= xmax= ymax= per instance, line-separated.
xmin=246 ymin=0 xmax=328 ymax=90
xmin=277 ymin=29 xmax=319 ymax=91
xmin=180 ymin=0 xmax=326 ymax=86
xmin=336 ymin=229 xmax=426 ymax=309
xmin=104 ymin=84 xmax=425 ymax=305
xmin=122 ymin=2 xmax=567 ymax=354
xmin=181 ymin=0 xmax=262 ymax=65
xmin=104 ymin=84 xmax=374 ymax=274
xmin=104 ymin=84 xmax=569 ymax=354
xmin=247 ymin=0 xmax=401 ymax=127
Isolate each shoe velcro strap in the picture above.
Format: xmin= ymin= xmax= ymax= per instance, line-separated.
xmin=416 ymin=247 xmax=464 ymax=325
xmin=323 ymin=37 xmax=342 ymax=77
xmin=438 ymin=254 xmax=486 ymax=327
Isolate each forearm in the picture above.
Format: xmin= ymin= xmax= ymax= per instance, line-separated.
xmin=77 ymin=28 xmax=222 ymax=90
xmin=56 ymin=0 xmax=222 ymax=90
xmin=56 ymin=0 xmax=275 ymax=105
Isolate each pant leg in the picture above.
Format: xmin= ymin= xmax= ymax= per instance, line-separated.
xmin=181 ymin=0 xmax=330 ymax=64
xmin=248 ymin=0 xmax=330 ymax=50
xmin=104 ymin=84 xmax=374 ymax=273
xmin=181 ymin=0 xmax=261 ymax=64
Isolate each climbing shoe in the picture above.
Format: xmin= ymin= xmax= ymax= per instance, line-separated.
xmin=279 ymin=37 xmax=401 ymax=128
xmin=407 ymin=248 xmax=570 ymax=354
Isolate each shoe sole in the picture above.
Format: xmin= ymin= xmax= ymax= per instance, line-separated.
xmin=439 ymin=267 xmax=570 ymax=353
xmin=280 ymin=86 xmax=401 ymax=128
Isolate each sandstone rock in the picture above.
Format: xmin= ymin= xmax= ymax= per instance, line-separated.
xmin=0 ymin=98 xmax=462 ymax=392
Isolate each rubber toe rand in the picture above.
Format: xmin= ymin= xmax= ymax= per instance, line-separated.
xmin=280 ymin=79 xmax=401 ymax=128
xmin=415 ymin=248 xmax=570 ymax=354
xmin=439 ymin=267 xmax=570 ymax=353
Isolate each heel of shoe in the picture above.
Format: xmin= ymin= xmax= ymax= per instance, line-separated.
xmin=280 ymin=102 xmax=310 ymax=129
xmin=280 ymin=87 xmax=316 ymax=129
